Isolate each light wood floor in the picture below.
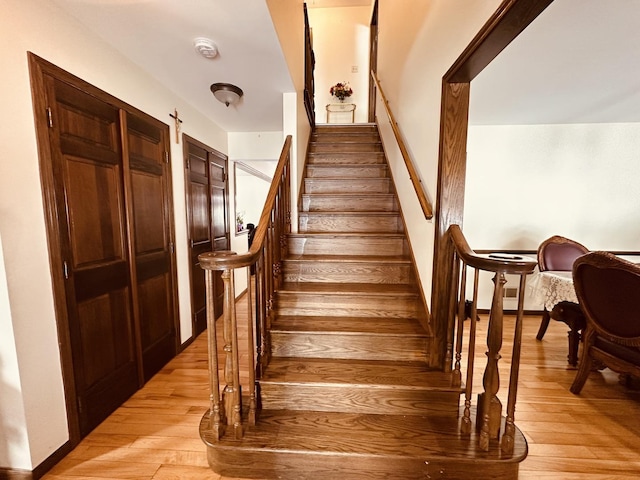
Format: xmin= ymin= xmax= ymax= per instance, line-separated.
xmin=43 ymin=297 xmax=640 ymax=479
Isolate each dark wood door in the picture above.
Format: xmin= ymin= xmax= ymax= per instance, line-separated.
xmin=125 ymin=113 xmax=178 ymax=381
xmin=45 ymin=76 xmax=139 ymax=436
xmin=184 ymin=136 xmax=229 ymax=336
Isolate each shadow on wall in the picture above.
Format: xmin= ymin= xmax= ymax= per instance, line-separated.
xmin=0 ymin=356 xmax=28 ymax=470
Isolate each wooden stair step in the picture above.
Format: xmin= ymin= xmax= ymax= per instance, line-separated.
xmin=288 ymin=233 xmax=408 ymax=256
xmin=275 ymin=282 xmax=419 ymax=318
xmin=314 ymin=124 xmax=377 ymax=134
xmin=272 ymin=315 xmax=426 ymax=335
xmin=301 ymin=193 xmax=398 ymax=212
xmin=269 ymin=323 xmax=426 ymax=361
xmin=306 ymin=164 xmax=388 ymax=178
xmin=309 ymin=142 xmax=382 ymax=153
xmin=200 ymin=409 xmax=526 ymax=480
xmin=298 ymin=211 xmax=402 ymax=233
xmin=283 ymin=255 xmax=414 ymax=283
xmin=307 ymin=151 xmax=386 ymax=164
xmin=304 ymin=177 xmax=391 ymax=194
xmin=311 ymin=133 xmax=380 ymax=143
xmin=260 ymin=357 xmax=459 ymax=415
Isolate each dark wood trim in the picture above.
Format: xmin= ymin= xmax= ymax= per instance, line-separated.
xmin=368 ymin=0 xmax=379 ymax=123
xmin=0 ymin=469 xmax=32 ymax=480
xmin=430 ymin=0 xmax=554 ymax=367
xmin=28 ymin=52 xmax=83 ymax=446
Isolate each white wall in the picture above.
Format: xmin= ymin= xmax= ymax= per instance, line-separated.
xmin=0 ymin=0 xmax=227 ymax=469
xmin=376 ymin=0 xmax=504 ymax=307
xmin=465 ymin=122 xmax=640 ymax=309
xmin=465 ymin=123 xmax=640 ymax=251
xmin=228 ymin=132 xmax=283 ymax=295
xmin=307 ymin=6 xmax=371 ymax=123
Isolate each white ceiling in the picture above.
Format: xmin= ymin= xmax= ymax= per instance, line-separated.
xmin=470 ymin=0 xmax=640 ymax=125
xmin=51 ymin=0 xmax=295 ymax=132
xmin=50 ymin=0 xmax=637 ymax=131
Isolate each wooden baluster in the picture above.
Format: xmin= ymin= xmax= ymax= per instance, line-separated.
xmin=478 ymin=271 xmax=506 ymax=451
xmin=461 ymin=269 xmax=479 ymax=434
xmin=501 ymin=274 xmax=527 ymax=454
xmin=205 ymin=269 xmax=224 ymax=440
xmin=246 ymin=266 xmax=257 ymax=426
xmin=254 ymin=255 xmax=265 ymax=378
xmin=445 ymin=252 xmax=460 ymax=373
xmin=452 ymin=258 xmax=466 ymax=386
xmin=221 ymin=267 xmax=243 ymax=439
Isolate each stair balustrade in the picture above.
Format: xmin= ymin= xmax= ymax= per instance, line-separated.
xmin=447 ymin=224 xmax=536 ymax=454
xmin=198 ymin=135 xmax=292 ymax=440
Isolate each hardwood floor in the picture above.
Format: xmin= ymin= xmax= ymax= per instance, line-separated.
xmin=43 ymin=298 xmax=640 ymax=479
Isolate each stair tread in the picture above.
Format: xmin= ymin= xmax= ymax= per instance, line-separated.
xmin=272 ymin=315 xmax=426 ymax=335
xmin=261 ymin=357 xmax=453 ymax=389
xmin=279 ymin=282 xmax=418 ymax=295
xmin=299 ymin=211 xmax=398 ymax=216
xmin=284 ymin=254 xmax=410 ymax=263
xmin=289 ymin=232 xmax=405 ymax=238
xmin=201 ymin=408 xmax=527 ymax=462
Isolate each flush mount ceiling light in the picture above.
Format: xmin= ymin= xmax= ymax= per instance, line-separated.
xmin=210 ymin=83 xmax=244 ymax=107
xmin=194 ymin=37 xmax=218 ymax=59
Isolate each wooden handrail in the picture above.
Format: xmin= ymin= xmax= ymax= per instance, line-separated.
xmin=447 ymin=224 xmax=536 ymax=455
xmin=371 ymin=71 xmax=433 ymax=219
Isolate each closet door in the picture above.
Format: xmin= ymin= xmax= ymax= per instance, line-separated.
xmin=209 ymin=152 xmax=229 ymax=317
xmin=124 ymin=113 xmax=178 ymax=381
xmin=45 ymin=76 xmax=139 ymax=436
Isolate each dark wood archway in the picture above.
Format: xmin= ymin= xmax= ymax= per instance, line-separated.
xmin=430 ymin=0 xmax=555 ymax=366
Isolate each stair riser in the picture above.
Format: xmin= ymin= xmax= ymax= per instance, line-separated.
xmin=304 ymin=178 xmax=391 ymax=194
xmin=270 ymin=332 xmax=427 ymax=361
xmin=315 ymin=125 xmax=377 ymax=134
xmin=306 ymin=165 xmax=388 ymax=178
xmin=283 ymin=262 xmax=414 ymax=284
xmin=301 ymin=195 xmax=397 ymax=212
xmin=308 ymin=153 xmax=386 ymax=165
xmin=206 ymin=449 xmax=520 ymax=480
xmin=260 ymin=384 xmax=459 ymax=415
xmin=309 ymin=143 xmax=382 ymax=153
xmin=299 ymin=214 xmax=402 ymax=233
xmin=311 ymin=134 xmax=380 ymax=143
xmin=276 ymin=293 xmax=419 ymax=318
xmin=288 ymin=236 xmax=408 ymax=256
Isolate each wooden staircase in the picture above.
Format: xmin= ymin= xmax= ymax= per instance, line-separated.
xmin=201 ymin=124 xmax=527 ymax=479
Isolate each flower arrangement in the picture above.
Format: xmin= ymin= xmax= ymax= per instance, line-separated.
xmin=329 ymin=81 xmax=353 ymax=101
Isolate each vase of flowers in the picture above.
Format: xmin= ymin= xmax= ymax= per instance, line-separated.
xmin=330 ymin=81 xmax=353 ymax=102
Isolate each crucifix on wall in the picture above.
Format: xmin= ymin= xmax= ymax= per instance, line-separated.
xmin=169 ymin=108 xmax=183 ymax=144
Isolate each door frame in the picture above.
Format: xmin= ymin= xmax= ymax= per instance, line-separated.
xmin=29 ymin=52 xmax=179 ymax=446
xmin=182 ymin=134 xmax=230 ymax=339
xmin=368 ymin=0 xmax=378 ymax=123
xmin=430 ymin=0 xmax=555 ymax=366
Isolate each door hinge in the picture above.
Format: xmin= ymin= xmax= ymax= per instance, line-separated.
xmin=77 ymin=397 xmax=84 ymax=414
xmin=46 ymin=107 xmax=53 ymax=128
xmin=186 ymin=158 xmax=190 ymax=170
xmin=164 ymin=151 xmax=169 ymax=164
xmin=63 ymin=260 xmax=69 ymax=280
xmin=169 ymin=242 xmax=175 ymax=254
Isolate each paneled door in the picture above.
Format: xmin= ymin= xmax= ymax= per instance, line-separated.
xmin=43 ymin=76 xmax=139 ymax=436
xmin=184 ymin=136 xmax=229 ymax=336
xmin=30 ymin=53 xmax=179 ymax=440
xmin=124 ymin=113 xmax=178 ymax=381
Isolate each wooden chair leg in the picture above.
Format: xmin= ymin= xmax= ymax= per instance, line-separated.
xmin=536 ymin=308 xmax=551 ymax=340
xmin=570 ymin=330 xmax=594 ymax=394
xmin=567 ymin=327 xmax=580 ymax=367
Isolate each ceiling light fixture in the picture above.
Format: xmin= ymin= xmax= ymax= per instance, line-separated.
xmin=210 ymin=83 xmax=244 ymax=107
xmin=194 ymin=37 xmax=218 ymax=59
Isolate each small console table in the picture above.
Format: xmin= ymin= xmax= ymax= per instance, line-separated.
xmin=326 ymin=103 xmax=356 ymax=123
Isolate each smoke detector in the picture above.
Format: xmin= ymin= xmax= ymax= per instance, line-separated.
xmin=194 ymin=37 xmax=219 ymax=59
